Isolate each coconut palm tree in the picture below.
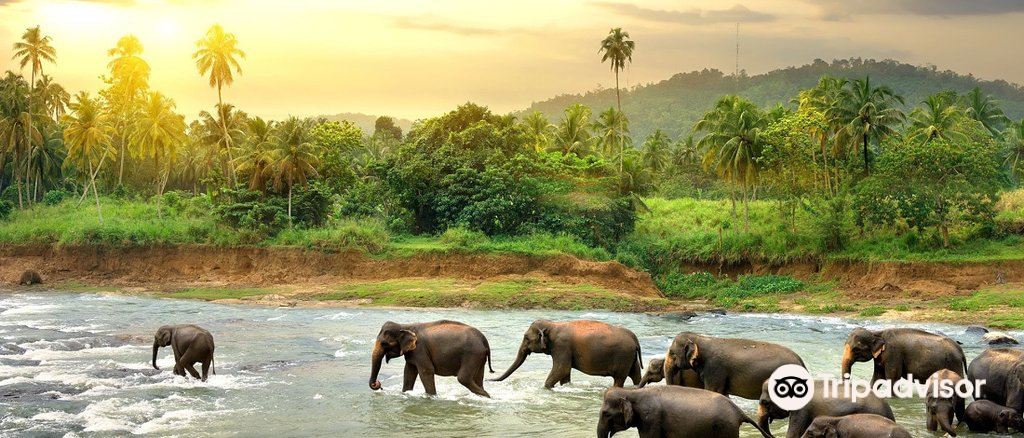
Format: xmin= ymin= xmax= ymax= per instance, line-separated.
xmin=667 ymin=134 xmax=699 ymax=175
xmin=798 ymin=76 xmax=848 ymax=195
xmin=827 ymin=76 xmax=904 ymax=174
xmin=193 ymin=24 xmax=245 ymax=185
xmin=906 ymin=92 xmax=971 ymax=144
xmin=599 ymin=27 xmax=634 ymax=114
xmin=593 ymin=107 xmax=630 ymax=165
xmin=26 ymin=126 xmax=64 ymax=201
xmin=62 ymin=92 xmax=112 ymax=222
xmin=552 ymin=104 xmax=595 ymax=157
xmin=640 ymin=129 xmax=670 ymax=173
xmin=962 ymin=87 xmax=1008 ymax=138
xmin=521 ymin=110 xmax=553 ymax=152
xmin=197 ymin=103 xmax=246 ymax=182
xmin=106 ymin=35 xmax=151 ymax=185
xmin=1004 ymin=118 xmax=1024 ymax=183
xmin=131 ymin=92 xmax=185 ymax=217
xmin=177 ymin=122 xmax=218 ymax=194
xmin=234 ymin=116 xmax=275 ymax=191
xmin=12 ymin=26 xmax=56 ymax=206
xmin=0 ymin=72 xmax=38 ymax=208
xmin=34 ymin=75 xmax=69 ymax=121
xmin=268 ymin=117 xmax=319 ymax=226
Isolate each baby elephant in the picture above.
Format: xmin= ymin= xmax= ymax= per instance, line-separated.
xmin=638 ymin=357 xmax=702 ymax=388
xmin=598 ymin=386 xmax=772 ymax=438
xmin=152 ymin=324 xmax=215 ymax=381
xmin=369 ymin=320 xmax=493 ymax=397
xmin=924 ymin=369 xmax=965 ymax=436
xmin=964 ymin=400 xmax=1024 ymax=433
xmin=802 ymin=414 xmax=910 ymax=438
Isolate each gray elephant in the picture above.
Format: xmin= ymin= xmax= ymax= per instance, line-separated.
xmin=369 ymin=320 xmax=493 ymax=397
xmin=638 ymin=357 xmax=702 ymax=388
xmin=757 ymin=380 xmax=894 ymax=438
xmin=597 ymin=386 xmax=773 ymax=438
xmin=840 ymin=327 xmax=965 ymax=384
xmin=801 ymin=414 xmax=910 ymax=438
xmin=664 ymin=332 xmax=804 ymax=399
xmin=492 ymin=319 xmax=641 ymax=388
xmin=967 ymin=348 xmax=1024 ymax=412
xmin=152 ymin=324 xmax=215 ymax=381
xmin=964 ymin=399 xmax=1024 ymax=433
xmin=924 ymin=368 xmax=964 ymax=436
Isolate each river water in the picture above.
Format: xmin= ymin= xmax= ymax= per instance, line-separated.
xmin=0 ymin=291 xmax=1016 ymax=437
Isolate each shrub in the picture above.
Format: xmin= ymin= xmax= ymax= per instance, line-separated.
xmin=43 ymin=189 xmax=70 ymax=206
xmin=213 ymin=187 xmax=288 ymax=238
xmin=0 ymin=200 xmax=13 ymax=221
xmin=291 ymin=182 xmax=333 ymax=227
xmin=439 ymin=226 xmax=490 ymax=249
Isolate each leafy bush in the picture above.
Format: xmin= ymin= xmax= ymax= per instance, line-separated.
xmin=439 ymin=226 xmax=490 ymax=248
xmin=270 ymin=218 xmax=390 ymax=253
xmin=291 ymin=182 xmax=334 ymax=227
xmin=212 ymin=187 xmax=288 ymax=238
xmin=43 ymin=189 xmax=71 ymax=205
xmin=0 ymin=200 xmax=13 ymax=221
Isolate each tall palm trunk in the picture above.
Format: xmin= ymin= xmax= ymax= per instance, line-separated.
xmin=217 ymin=84 xmax=236 ymax=187
xmin=287 ymin=179 xmax=293 ymax=227
xmin=615 ymin=68 xmax=623 ymax=175
xmin=862 ymin=133 xmax=870 ymax=174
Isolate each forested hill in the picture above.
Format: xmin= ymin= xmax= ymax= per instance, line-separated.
xmin=319 ymin=112 xmax=414 ymax=135
xmin=523 ymin=58 xmax=1024 ymax=141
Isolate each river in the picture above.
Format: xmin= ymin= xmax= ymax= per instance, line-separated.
xmin=0 ymin=291 xmax=1016 ymax=437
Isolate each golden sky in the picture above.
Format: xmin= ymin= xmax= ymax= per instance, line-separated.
xmin=2 ymin=0 xmax=1023 ymax=121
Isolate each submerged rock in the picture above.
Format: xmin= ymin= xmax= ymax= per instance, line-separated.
xmin=965 ymin=325 xmax=990 ymax=335
xmin=18 ymin=270 xmax=42 ymax=286
xmin=659 ymin=311 xmax=697 ymax=321
xmin=706 ymin=308 xmax=727 ymax=316
xmin=982 ymin=331 xmax=1019 ymax=345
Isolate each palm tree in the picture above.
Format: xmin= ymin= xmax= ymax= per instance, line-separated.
xmin=695 ymin=95 xmax=768 ymax=230
xmin=62 ymin=92 xmax=112 ymax=222
xmin=269 ymin=117 xmax=319 ymax=225
xmin=131 ymin=92 xmax=185 ymax=217
xmin=827 ymin=76 xmax=904 ymax=174
xmin=0 ymin=72 xmax=39 ymax=208
xmin=107 ymin=35 xmax=151 ymax=185
xmin=667 ymin=134 xmax=699 ymax=174
xmin=26 ymin=126 xmax=64 ymax=201
xmin=1004 ymin=118 xmax=1024 ymax=183
xmin=551 ymin=104 xmax=594 ymax=156
xmin=177 ymin=122 xmax=218 ymax=194
xmin=12 ymin=26 xmax=56 ymax=206
xmin=193 ymin=24 xmax=245 ymax=185
xmin=799 ymin=76 xmax=848 ymax=195
xmin=640 ymin=129 xmax=670 ymax=173
xmin=197 ymin=103 xmax=246 ymax=183
xmin=962 ymin=87 xmax=1008 ymax=138
xmin=594 ymin=107 xmax=630 ymax=166
xmin=599 ymin=27 xmax=635 ymax=114
xmin=521 ymin=110 xmax=553 ymax=152
xmin=34 ymin=75 xmax=69 ymax=121
xmin=234 ymin=116 xmax=275 ymax=191
xmin=906 ymin=92 xmax=970 ymax=144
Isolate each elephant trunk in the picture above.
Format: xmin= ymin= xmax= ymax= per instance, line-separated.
xmin=637 ymin=375 xmax=650 ymax=388
xmin=938 ymin=411 xmax=956 ymax=436
xmin=491 ymin=344 xmax=529 ymax=382
xmin=369 ymin=342 xmax=384 ymax=390
xmin=663 ymin=355 xmax=678 ymax=386
xmin=596 ymin=420 xmax=611 ymax=438
xmin=840 ymin=343 xmax=854 ymax=380
xmin=756 ymin=403 xmax=771 ymax=431
xmin=152 ymin=342 xmax=160 ymax=370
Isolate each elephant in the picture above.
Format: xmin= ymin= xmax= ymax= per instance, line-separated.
xmin=637 ymin=357 xmax=702 ymax=388
xmin=924 ymin=368 xmax=965 ymax=436
xmin=966 ymin=348 xmax=1024 ymax=412
xmin=152 ymin=324 xmax=215 ymax=382
xmin=597 ymin=385 xmax=773 ymax=438
xmin=840 ymin=327 xmax=965 ymax=384
xmin=800 ymin=414 xmax=910 ymax=438
xmin=492 ymin=319 xmax=642 ymax=388
xmin=369 ymin=320 xmax=493 ymax=397
xmin=963 ymin=399 xmax=1024 ymax=433
xmin=757 ymin=380 xmax=894 ymax=438
xmin=664 ymin=332 xmax=804 ymax=399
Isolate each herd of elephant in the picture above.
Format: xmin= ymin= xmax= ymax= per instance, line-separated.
xmin=151 ymin=320 xmax=1024 ymax=437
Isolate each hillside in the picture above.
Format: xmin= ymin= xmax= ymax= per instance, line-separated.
xmin=524 ymin=58 xmax=1024 ymax=141
xmin=319 ymin=112 xmax=414 ymax=135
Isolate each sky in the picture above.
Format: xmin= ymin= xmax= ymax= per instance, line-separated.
xmin=1 ymin=0 xmax=1023 ymax=121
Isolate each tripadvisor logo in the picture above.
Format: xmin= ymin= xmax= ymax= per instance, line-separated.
xmin=767 ymin=364 xmax=985 ymax=411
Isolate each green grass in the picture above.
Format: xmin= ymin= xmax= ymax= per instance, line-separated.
xmin=656 ymin=272 xmax=805 ymax=308
xmin=946 ymin=288 xmax=1024 ymax=311
xmin=309 ymin=278 xmax=667 ymax=311
xmin=858 ymin=306 xmax=887 ymax=317
xmin=156 ymin=287 xmax=273 ymax=301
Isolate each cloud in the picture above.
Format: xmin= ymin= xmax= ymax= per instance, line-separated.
xmin=811 ymin=0 xmax=1024 ymax=20
xmin=590 ymin=2 xmax=775 ymax=24
xmin=392 ymin=16 xmax=518 ymax=37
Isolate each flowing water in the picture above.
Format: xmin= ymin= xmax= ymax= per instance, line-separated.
xmin=0 ymin=291 xmax=1017 ymax=437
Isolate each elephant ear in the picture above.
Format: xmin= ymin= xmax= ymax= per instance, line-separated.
xmin=870 ymin=337 xmax=885 ymax=359
xmin=619 ymin=398 xmax=633 ymax=425
xmin=156 ymin=328 xmax=171 ymax=345
xmin=399 ymin=330 xmax=418 ymax=354
xmin=537 ymin=328 xmax=547 ymax=351
xmin=686 ymin=340 xmax=700 ymax=368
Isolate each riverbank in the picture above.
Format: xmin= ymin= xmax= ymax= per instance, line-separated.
xmin=4 ymin=243 xmax=1024 ymax=328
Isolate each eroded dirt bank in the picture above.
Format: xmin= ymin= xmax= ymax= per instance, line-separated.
xmin=0 ymin=244 xmax=661 ymax=298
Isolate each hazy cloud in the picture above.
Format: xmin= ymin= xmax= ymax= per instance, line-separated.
xmin=591 ymin=2 xmax=775 ymax=24
xmin=393 ymin=16 xmax=518 ymax=37
xmin=812 ymin=0 xmax=1024 ymax=20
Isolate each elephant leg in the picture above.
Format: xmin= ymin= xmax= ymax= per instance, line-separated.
xmin=403 ymin=363 xmax=418 ymax=392
xmin=418 ymin=368 xmax=437 ymax=395
xmin=612 ymin=375 xmax=626 ymax=388
xmin=201 ymin=359 xmax=211 ymax=382
xmin=178 ymin=348 xmax=202 ymax=379
xmin=544 ymin=360 xmax=571 ymax=389
xmin=457 ymin=365 xmax=490 ymax=398
xmin=629 ymin=362 xmax=642 ymax=386
xmin=559 ymin=374 xmax=571 ymax=385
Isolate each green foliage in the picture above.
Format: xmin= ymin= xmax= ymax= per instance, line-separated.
xmin=0 ymin=200 xmax=13 ymax=220
xmin=858 ymin=306 xmax=887 ymax=317
xmin=438 ymin=226 xmax=490 ymax=248
xmin=42 ymin=189 xmax=70 ymax=205
xmin=291 ymin=182 xmax=333 ymax=227
xmin=270 ymin=218 xmax=390 ymax=253
xmin=656 ymin=271 xmax=804 ymax=307
xmin=212 ymin=187 xmax=288 ymax=238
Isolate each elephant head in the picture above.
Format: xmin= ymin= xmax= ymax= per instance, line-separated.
xmin=663 ymin=332 xmax=700 ymax=385
xmin=597 ymin=390 xmax=635 ymax=438
xmin=369 ymin=322 xmax=418 ymax=390
xmin=152 ymin=326 xmax=174 ymax=370
xmin=840 ymin=328 xmax=884 ymax=379
xmin=926 ymin=397 xmax=957 ymax=436
xmin=492 ymin=320 xmax=551 ymax=382
xmin=757 ymin=380 xmax=790 ymax=431
xmin=801 ymin=416 xmax=841 ymax=438
xmin=998 ymin=408 xmax=1024 ymax=434
xmin=638 ymin=358 xmax=665 ymax=388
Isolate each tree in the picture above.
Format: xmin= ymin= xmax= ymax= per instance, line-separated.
xmin=106 ymin=35 xmax=151 ymax=185
xmin=798 ymin=76 xmax=848 ymax=195
xmin=598 ymin=27 xmax=634 ymax=114
xmin=25 ymin=126 xmax=64 ymax=201
xmin=34 ymin=74 xmax=69 ymax=121
xmin=193 ymin=24 xmax=245 ymax=185
xmin=309 ymin=119 xmax=362 ymax=190
xmin=197 ymin=103 xmax=246 ymax=183
xmin=0 ymin=72 xmax=39 ymax=208
xmin=373 ymin=116 xmax=402 ymax=141
xmin=131 ymin=92 xmax=185 ymax=217
xmin=12 ymin=26 xmax=56 ymax=206
xmin=828 ymin=77 xmax=904 ymax=174
xmin=552 ymin=104 xmax=594 ymax=156
xmin=1004 ymin=118 xmax=1024 ymax=183
xmin=62 ymin=92 xmax=112 ymax=222
xmin=269 ymin=117 xmax=320 ymax=226
xmin=594 ymin=107 xmax=630 ymax=168
xmin=962 ymin=86 xmax=1008 ymax=138
xmin=640 ymin=129 xmax=670 ymax=173
xmin=667 ymin=134 xmax=700 ymax=175
xmin=906 ymin=91 xmax=971 ymax=144
xmin=521 ymin=110 xmax=553 ymax=152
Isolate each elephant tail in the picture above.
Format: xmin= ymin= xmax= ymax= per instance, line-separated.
xmin=740 ymin=409 xmax=774 ymax=438
xmin=635 ymin=344 xmax=643 ymax=372
xmin=487 ymin=349 xmax=494 ymax=373
xmin=212 ymin=356 xmax=216 ymax=375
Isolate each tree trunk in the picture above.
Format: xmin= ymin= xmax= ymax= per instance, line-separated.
xmin=118 ymin=135 xmax=125 ymax=186
xmin=862 ymin=133 xmax=870 ymax=175
xmin=217 ymin=84 xmax=236 ymax=187
xmin=287 ymin=183 xmax=293 ymax=227
xmin=615 ymin=68 xmax=623 ymax=175
xmin=742 ymin=183 xmax=749 ymax=233
xmin=88 ymin=161 xmax=103 ymax=224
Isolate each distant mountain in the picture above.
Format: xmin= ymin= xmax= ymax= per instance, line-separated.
xmin=523 ymin=58 xmax=1024 ymax=142
xmin=319 ymin=112 xmax=414 ymax=135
